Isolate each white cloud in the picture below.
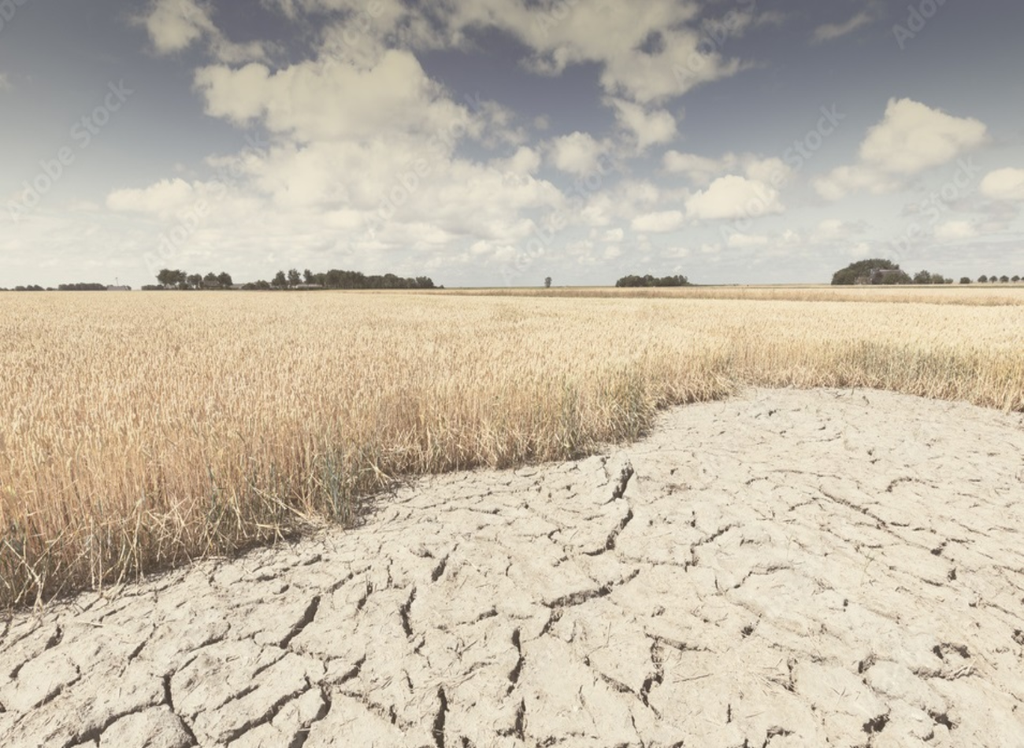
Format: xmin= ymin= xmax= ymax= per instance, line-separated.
xmin=934 ymin=221 xmax=977 ymax=241
xmin=194 ymin=51 xmax=478 ymax=144
xmin=631 ymin=210 xmax=684 ymax=233
xmin=686 ymin=175 xmax=784 ymax=221
xmin=980 ymin=168 xmax=1024 ymax=201
xmin=663 ymin=151 xmax=732 ymax=184
xmin=446 ymin=1 xmax=747 ymax=104
xmin=139 ymin=0 xmax=269 ymax=62
xmin=812 ymin=10 xmax=872 ymax=43
xmin=816 ymin=99 xmax=987 ymax=200
xmin=664 ymin=151 xmax=792 ymax=188
xmin=497 ymin=146 xmax=542 ymax=176
xmin=607 ymin=98 xmax=677 ymax=151
xmin=548 ymin=131 xmax=607 ymax=175
xmin=106 ymin=178 xmax=198 ymax=219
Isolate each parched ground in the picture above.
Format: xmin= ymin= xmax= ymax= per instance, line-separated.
xmin=2 ymin=388 xmax=1024 ymax=748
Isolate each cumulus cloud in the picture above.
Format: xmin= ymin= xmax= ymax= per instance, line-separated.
xmin=193 ymin=51 xmax=482 ymax=144
xmin=443 ymin=0 xmax=748 ymax=104
xmin=816 ymin=99 xmax=987 ymax=200
xmin=980 ymin=168 xmax=1024 ymax=201
xmin=548 ymin=131 xmax=608 ymax=176
xmin=608 ymin=98 xmax=677 ymax=151
xmin=664 ymin=150 xmax=792 ymax=188
xmin=106 ymin=178 xmax=198 ymax=219
xmin=686 ymin=175 xmax=784 ymax=221
xmin=139 ymin=0 xmax=270 ymax=62
xmin=631 ymin=210 xmax=684 ymax=233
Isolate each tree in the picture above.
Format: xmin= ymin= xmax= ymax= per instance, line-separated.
xmin=303 ymin=269 xmax=315 ymax=284
xmin=157 ymin=269 xmax=186 ymax=287
xmin=272 ymin=271 xmax=288 ymax=288
xmin=1000 ymin=275 xmax=1010 ymax=283
xmin=203 ymin=272 xmax=219 ymax=287
xmin=544 ymin=277 xmax=552 ymax=288
xmin=960 ymin=277 xmax=972 ymax=284
xmin=187 ymin=274 xmax=203 ymax=290
xmin=913 ymin=270 xmax=932 ymax=285
xmin=930 ymin=274 xmax=947 ymax=285
xmin=1013 ymin=275 xmax=1021 ymax=283
xmin=217 ymin=272 xmax=233 ymax=288
xmin=831 ymin=259 xmax=899 ymax=285
xmin=615 ymin=274 xmax=690 ymax=288
xmin=287 ymin=269 xmax=301 ymax=287
xmin=978 ymin=275 xmax=988 ymax=283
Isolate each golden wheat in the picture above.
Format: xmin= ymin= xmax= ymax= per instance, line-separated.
xmin=1 ymin=290 xmax=1022 ymax=608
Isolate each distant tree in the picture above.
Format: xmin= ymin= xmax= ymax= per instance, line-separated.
xmin=217 ymin=272 xmax=233 ymax=288
xmin=978 ymin=275 xmax=988 ymax=283
xmin=913 ymin=270 xmax=932 ymax=284
xmin=876 ymin=269 xmax=912 ymax=285
xmin=254 ymin=280 xmax=272 ymax=290
xmin=1013 ymin=275 xmax=1021 ymax=283
xmin=615 ymin=274 xmax=690 ymax=288
xmin=186 ymin=273 xmax=202 ymax=289
xmin=203 ymin=272 xmax=219 ymax=288
xmin=544 ymin=277 xmax=552 ymax=288
xmin=157 ymin=269 xmax=187 ymax=288
xmin=1000 ymin=275 xmax=1010 ymax=283
xmin=303 ymin=269 xmax=315 ymax=284
xmin=57 ymin=283 xmax=107 ymax=291
xmin=272 ymin=271 xmax=288 ymax=288
xmin=930 ymin=274 xmax=947 ymax=285
xmin=831 ymin=259 xmax=899 ymax=285
xmin=287 ymin=269 xmax=301 ymax=287
xmin=960 ymin=277 xmax=972 ymax=284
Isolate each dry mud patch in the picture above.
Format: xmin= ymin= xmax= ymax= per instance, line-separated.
xmin=2 ymin=388 xmax=1024 ymax=747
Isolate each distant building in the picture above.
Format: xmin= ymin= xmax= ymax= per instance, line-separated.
xmin=106 ymin=285 xmax=131 ymax=291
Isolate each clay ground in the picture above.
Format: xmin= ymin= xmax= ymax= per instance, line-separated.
xmin=2 ymin=388 xmax=1024 ymax=748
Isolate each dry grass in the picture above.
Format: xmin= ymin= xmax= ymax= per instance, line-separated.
xmin=2 ymin=290 xmax=1023 ymax=608
xmin=446 ymin=285 xmax=1024 ymax=305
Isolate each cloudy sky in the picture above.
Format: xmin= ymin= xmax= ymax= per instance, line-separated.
xmin=2 ymin=0 xmax=1023 ymax=287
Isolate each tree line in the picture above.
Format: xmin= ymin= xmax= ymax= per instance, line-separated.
xmin=1 ymin=283 xmax=129 ymax=292
xmin=832 ymin=260 xmax=1022 ymax=286
xmin=145 ymin=268 xmax=436 ymax=291
xmin=615 ymin=274 xmax=691 ymax=288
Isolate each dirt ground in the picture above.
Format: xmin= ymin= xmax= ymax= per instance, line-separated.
xmin=2 ymin=388 xmax=1023 ymax=748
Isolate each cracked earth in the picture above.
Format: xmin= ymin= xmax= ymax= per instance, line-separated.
xmin=3 ymin=388 xmax=1024 ymax=748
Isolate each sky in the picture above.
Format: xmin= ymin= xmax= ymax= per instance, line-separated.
xmin=1 ymin=0 xmax=1023 ymax=288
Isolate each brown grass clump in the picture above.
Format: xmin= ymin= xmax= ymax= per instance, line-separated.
xmin=1 ymin=290 xmax=1022 ymax=608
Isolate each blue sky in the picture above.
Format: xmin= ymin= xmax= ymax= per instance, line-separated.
xmin=2 ymin=0 xmax=1023 ymax=287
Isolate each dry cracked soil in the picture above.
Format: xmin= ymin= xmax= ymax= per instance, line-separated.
xmin=2 ymin=388 xmax=1024 ymax=748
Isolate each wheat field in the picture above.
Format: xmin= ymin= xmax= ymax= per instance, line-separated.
xmin=2 ymin=289 xmax=1023 ymax=609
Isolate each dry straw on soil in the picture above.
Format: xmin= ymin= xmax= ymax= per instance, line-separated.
xmin=2 ymin=289 xmax=1023 ymax=608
